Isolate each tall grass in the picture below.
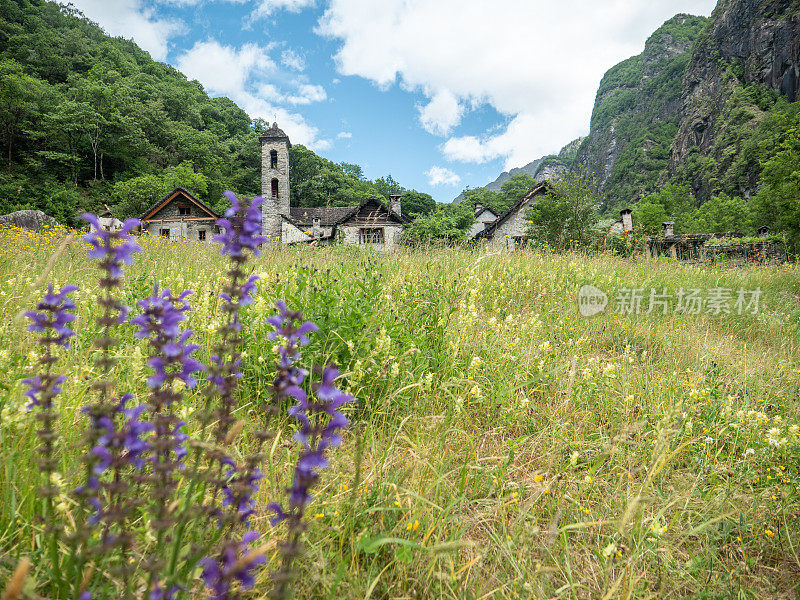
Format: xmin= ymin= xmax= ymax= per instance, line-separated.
xmin=1 ymin=228 xmax=798 ymax=598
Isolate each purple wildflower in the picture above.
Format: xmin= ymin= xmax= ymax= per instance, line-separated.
xmin=200 ymin=531 xmax=265 ymax=600
xmin=213 ymin=192 xmax=267 ymax=258
xmin=21 ymin=283 xmax=78 ymax=587
xmin=80 ymin=214 xmax=141 ymax=282
xmin=265 ymin=304 xmax=352 ymax=599
xmin=24 ymin=283 xmax=78 ymax=348
xmin=131 ymin=287 xmax=204 ymax=393
xmin=271 ymin=365 xmax=353 ymax=521
xmin=91 ymin=397 xmax=153 ymax=474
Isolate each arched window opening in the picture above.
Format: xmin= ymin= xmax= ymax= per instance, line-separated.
xmin=270 ymin=149 xmax=278 ymax=169
xmin=271 ymin=178 xmax=279 ymax=198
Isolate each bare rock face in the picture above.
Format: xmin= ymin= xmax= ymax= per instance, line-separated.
xmin=670 ymin=0 xmax=800 ymax=170
xmin=0 ymin=210 xmax=57 ymax=231
xmin=574 ymin=14 xmax=708 ymax=204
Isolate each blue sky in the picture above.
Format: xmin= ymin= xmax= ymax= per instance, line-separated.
xmin=68 ymin=0 xmax=717 ymax=203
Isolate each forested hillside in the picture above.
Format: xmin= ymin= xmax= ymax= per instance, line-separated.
xmin=0 ymin=0 xmax=434 ymax=223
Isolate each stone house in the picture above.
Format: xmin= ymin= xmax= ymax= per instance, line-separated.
xmin=139 ymin=187 xmax=220 ymax=242
xmin=468 ymin=203 xmax=499 ymax=239
xmin=259 ymin=122 xmax=408 ymax=249
xmin=475 ymin=182 xmax=551 ymax=246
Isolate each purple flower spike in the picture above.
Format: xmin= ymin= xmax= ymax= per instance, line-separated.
xmin=267 ymin=304 xmax=353 ymax=526
xmin=213 ymin=192 xmax=266 ymax=258
xmin=80 ymin=214 xmax=141 ymax=276
xmin=24 ymin=283 xmax=78 ymax=349
xmin=200 ymin=533 xmax=266 ymax=600
xmin=131 ymin=287 xmax=204 ymax=395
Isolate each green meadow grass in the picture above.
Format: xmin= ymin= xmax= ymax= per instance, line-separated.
xmin=0 ymin=230 xmax=798 ymax=599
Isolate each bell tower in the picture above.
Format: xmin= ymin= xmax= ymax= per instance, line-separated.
xmin=260 ymin=122 xmax=291 ymax=244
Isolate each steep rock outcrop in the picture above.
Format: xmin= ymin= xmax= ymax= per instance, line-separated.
xmin=575 ymin=14 xmax=708 ymax=209
xmin=670 ymin=0 xmax=800 ymax=193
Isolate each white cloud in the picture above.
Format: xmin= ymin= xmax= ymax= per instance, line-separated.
xmin=426 ymin=166 xmax=461 ymax=187
xmin=177 ymin=40 xmax=329 ymax=150
xmin=287 ymin=84 xmax=327 ymax=104
xmin=281 ymin=49 xmax=306 ymax=71
xmin=418 ymin=89 xmax=464 ymax=136
xmin=251 ymin=0 xmax=316 ymax=20
xmin=317 ymin=0 xmax=717 ymax=169
xmin=67 ymin=0 xmax=181 ymax=61
xmin=337 ymin=131 xmax=352 ymax=139
xmin=177 ymin=41 xmax=276 ymax=95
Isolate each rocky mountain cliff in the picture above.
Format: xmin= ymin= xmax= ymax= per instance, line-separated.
xmin=669 ymin=0 xmax=800 ymax=199
xmin=451 ymin=137 xmax=582 ymax=203
xmin=574 ymin=14 xmax=709 ymax=211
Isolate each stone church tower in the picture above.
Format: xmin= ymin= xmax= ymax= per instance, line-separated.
xmin=260 ymin=123 xmax=291 ymax=243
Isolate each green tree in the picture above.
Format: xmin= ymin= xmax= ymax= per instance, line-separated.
xmin=750 ymin=114 xmax=800 ymax=252
xmin=113 ymin=161 xmax=209 ymax=218
xmin=402 ymin=201 xmax=474 ymax=245
xmin=526 ymin=172 xmax=599 ymax=249
xmin=398 ymin=190 xmax=435 ymax=218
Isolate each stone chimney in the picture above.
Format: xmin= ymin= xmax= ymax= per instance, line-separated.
xmin=389 ymin=194 xmax=402 ymax=217
xmin=662 ymin=221 xmax=674 ymax=237
xmin=474 ymin=202 xmax=483 ymax=216
xmin=620 ymin=208 xmax=633 ymax=232
xmin=312 ymin=217 xmax=321 ymax=238
xmin=758 ymin=225 xmax=770 ymax=237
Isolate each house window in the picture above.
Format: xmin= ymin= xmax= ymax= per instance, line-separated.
xmin=270 ymin=149 xmax=278 ymax=169
xmin=358 ymin=227 xmax=384 ymax=245
xmin=198 ymin=230 xmax=206 ymax=241
xmin=160 ymin=228 xmax=170 ymax=238
xmin=271 ymin=178 xmax=279 ymax=198
xmin=178 ymin=205 xmax=190 ymax=216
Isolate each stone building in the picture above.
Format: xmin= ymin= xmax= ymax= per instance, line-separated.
xmin=468 ymin=203 xmax=499 ymax=239
xmin=259 ymin=122 xmax=408 ymax=249
xmin=139 ymin=187 xmax=220 ymax=242
xmin=650 ymin=222 xmax=785 ymax=264
xmin=475 ymin=182 xmax=551 ymax=246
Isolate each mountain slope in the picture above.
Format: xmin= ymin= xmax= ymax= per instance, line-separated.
xmin=452 ymin=137 xmax=583 ymax=203
xmin=574 ymin=14 xmax=709 ymax=211
xmin=669 ymin=0 xmax=800 ymax=199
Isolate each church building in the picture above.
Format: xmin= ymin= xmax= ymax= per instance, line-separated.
xmin=259 ymin=122 xmax=408 ymax=249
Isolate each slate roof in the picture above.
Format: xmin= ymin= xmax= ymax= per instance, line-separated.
xmin=476 ymin=181 xmax=551 ymax=240
xmin=287 ymin=197 xmax=409 ymax=229
xmin=289 ymin=205 xmax=359 ymax=227
xmin=139 ymin=187 xmax=220 ymax=221
xmin=259 ymin=122 xmax=291 ymax=147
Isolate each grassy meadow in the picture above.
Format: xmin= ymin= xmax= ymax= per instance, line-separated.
xmin=1 ymin=224 xmax=799 ymax=599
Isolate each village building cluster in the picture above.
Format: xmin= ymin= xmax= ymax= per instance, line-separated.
xmin=138 ymin=123 xmax=407 ymax=250
xmin=69 ymin=120 xmax=780 ymax=264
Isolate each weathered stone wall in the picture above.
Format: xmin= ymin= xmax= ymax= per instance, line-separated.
xmin=143 ymin=220 xmax=214 ymax=242
xmin=468 ymin=210 xmax=498 ymax=239
xmin=341 ymin=225 xmax=403 ymax=250
xmin=261 ymin=139 xmax=290 ymax=243
xmin=490 ymin=201 xmax=534 ymax=247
